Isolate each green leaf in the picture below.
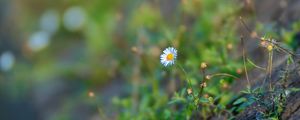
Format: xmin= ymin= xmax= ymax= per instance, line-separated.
xmin=168 ymin=98 xmax=186 ymax=105
xmin=247 ymin=58 xmax=266 ymax=70
xmin=288 ymin=87 xmax=300 ymax=92
xmin=233 ymin=97 xmax=247 ymax=105
xmin=164 ymin=110 xmax=171 ymax=119
xmin=199 ymin=98 xmax=209 ymax=103
xmin=287 ymin=55 xmax=294 ymax=65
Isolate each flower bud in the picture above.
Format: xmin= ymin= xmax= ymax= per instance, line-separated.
xmin=267 ymin=45 xmax=273 ymax=51
xmin=208 ymin=97 xmax=214 ymax=103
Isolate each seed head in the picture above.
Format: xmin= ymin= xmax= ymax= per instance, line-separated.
xmin=88 ymin=91 xmax=95 ymax=98
xmin=236 ymin=68 xmax=242 ymax=74
xmin=205 ymin=75 xmax=211 ymax=80
xmin=260 ymin=41 xmax=267 ymax=47
xmin=227 ymin=43 xmax=233 ymax=50
xmin=131 ymin=46 xmax=139 ymax=54
xmin=222 ymin=83 xmax=229 ymax=89
xmin=200 ymin=62 xmax=207 ymax=69
xmin=200 ymin=82 xmax=207 ymax=87
xmin=204 ymin=94 xmax=209 ymax=98
xmin=187 ymin=88 xmax=193 ymax=94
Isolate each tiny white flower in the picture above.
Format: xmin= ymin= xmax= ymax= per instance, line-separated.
xmin=160 ymin=47 xmax=177 ymax=66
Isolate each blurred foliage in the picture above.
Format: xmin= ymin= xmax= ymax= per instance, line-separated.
xmin=1 ymin=0 xmax=298 ymax=119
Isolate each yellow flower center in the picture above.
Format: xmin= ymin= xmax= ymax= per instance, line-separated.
xmin=166 ymin=53 xmax=174 ymax=61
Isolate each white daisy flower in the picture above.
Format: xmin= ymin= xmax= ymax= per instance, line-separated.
xmin=160 ymin=47 xmax=177 ymax=66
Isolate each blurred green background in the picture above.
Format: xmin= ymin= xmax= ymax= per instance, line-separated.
xmin=1 ymin=0 xmax=300 ymax=119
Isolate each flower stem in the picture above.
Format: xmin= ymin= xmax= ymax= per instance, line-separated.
xmin=210 ymin=73 xmax=238 ymax=79
xmin=268 ymin=49 xmax=273 ymax=90
xmin=176 ymin=64 xmax=197 ymax=104
xmin=198 ymin=69 xmax=206 ymax=98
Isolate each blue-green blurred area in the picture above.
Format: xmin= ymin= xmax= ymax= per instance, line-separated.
xmin=0 ymin=0 xmax=134 ymax=119
xmin=1 ymin=0 xmax=181 ymax=119
xmin=1 ymin=0 xmax=300 ymax=119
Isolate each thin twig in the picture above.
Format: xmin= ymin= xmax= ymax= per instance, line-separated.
xmin=91 ymin=96 xmax=108 ymax=120
xmin=239 ymin=16 xmax=297 ymax=57
xmin=96 ymin=103 xmax=108 ymax=120
xmin=241 ymin=36 xmax=251 ymax=88
xmin=239 ymin=16 xmax=252 ymax=35
xmin=273 ymin=42 xmax=297 ymax=57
